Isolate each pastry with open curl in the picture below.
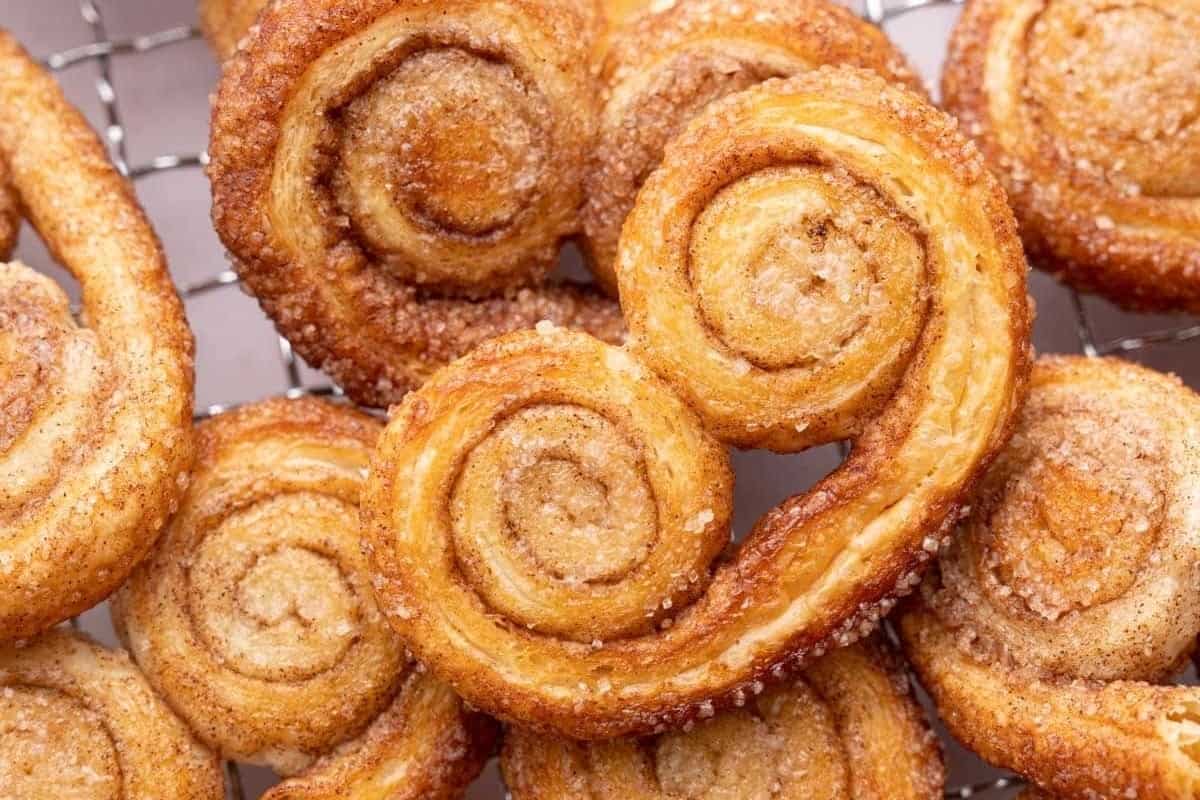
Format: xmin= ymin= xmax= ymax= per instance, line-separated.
xmin=362 ymin=74 xmax=1030 ymax=736
xmin=112 ymin=398 xmax=496 ymax=795
xmin=208 ymin=0 xmax=623 ymax=407
xmin=582 ymin=0 xmax=921 ymax=294
xmin=900 ymin=356 xmax=1200 ymax=800
xmin=944 ymin=0 xmax=1200 ymax=313
xmin=0 ymin=32 xmax=194 ymax=642
xmin=502 ymin=638 xmax=944 ymax=800
xmin=0 ymin=629 xmax=224 ymax=799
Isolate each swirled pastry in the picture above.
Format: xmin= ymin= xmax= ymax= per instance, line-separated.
xmin=0 ymin=629 xmax=223 ymax=799
xmin=582 ymin=0 xmax=921 ymax=293
xmin=0 ymin=33 xmax=194 ymax=641
xmin=502 ymin=638 xmax=944 ymax=800
xmin=944 ymin=0 xmax=1200 ymax=312
xmin=208 ymin=0 xmax=623 ymax=407
xmin=363 ymin=70 xmax=1032 ymax=733
xmin=900 ymin=356 xmax=1200 ymax=800
xmin=112 ymin=398 xmax=496 ymax=788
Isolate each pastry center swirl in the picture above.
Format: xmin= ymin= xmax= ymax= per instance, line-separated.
xmin=1025 ymin=1 xmax=1200 ymax=194
xmin=188 ymin=493 xmax=362 ymax=682
xmin=974 ymin=404 xmax=1168 ymax=621
xmin=0 ymin=687 xmax=122 ymax=799
xmin=334 ymin=46 xmax=549 ymax=284
xmin=689 ymin=165 xmax=926 ymax=371
xmin=455 ymin=405 xmax=658 ymax=588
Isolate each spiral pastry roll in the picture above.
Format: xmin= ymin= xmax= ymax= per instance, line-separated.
xmin=900 ymin=356 xmax=1200 ymax=800
xmin=0 ymin=34 xmax=194 ymax=641
xmin=364 ymin=70 xmax=1032 ymax=733
xmin=112 ymin=398 xmax=496 ymax=786
xmin=944 ymin=0 xmax=1200 ymax=313
xmin=582 ymin=0 xmax=920 ymax=293
xmin=502 ymin=638 xmax=944 ymax=800
xmin=209 ymin=0 xmax=623 ymax=407
xmin=0 ymin=629 xmax=223 ymax=799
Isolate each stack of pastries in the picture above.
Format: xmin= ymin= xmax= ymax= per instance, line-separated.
xmin=1 ymin=0 xmax=1197 ymax=798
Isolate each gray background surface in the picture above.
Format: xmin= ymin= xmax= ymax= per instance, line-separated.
xmin=2 ymin=1 xmax=1195 ymax=797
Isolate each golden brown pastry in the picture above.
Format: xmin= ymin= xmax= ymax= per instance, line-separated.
xmin=363 ymin=68 xmax=1032 ymax=735
xmin=198 ymin=0 xmax=266 ymax=59
xmin=112 ymin=398 xmax=496 ymax=791
xmin=208 ymin=0 xmax=623 ymax=408
xmin=944 ymin=0 xmax=1200 ymax=313
xmin=0 ymin=33 xmax=194 ymax=642
xmin=582 ymin=0 xmax=921 ymax=293
xmin=900 ymin=356 xmax=1200 ymax=800
xmin=502 ymin=638 xmax=944 ymax=800
xmin=0 ymin=629 xmax=224 ymax=799
xmin=0 ymin=155 xmax=17 ymax=259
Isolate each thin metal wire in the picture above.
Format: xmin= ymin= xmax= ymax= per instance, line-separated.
xmin=38 ymin=1 xmax=1197 ymax=797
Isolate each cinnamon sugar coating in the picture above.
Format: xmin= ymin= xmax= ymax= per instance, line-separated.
xmin=901 ymin=356 xmax=1200 ymax=799
xmin=0 ymin=33 xmax=194 ymax=641
xmin=945 ymin=0 xmax=1200 ymax=312
xmin=0 ymin=629 xmax=224 ymax=799
xmin=208 ymin=0 xmax=623 ymax=407
xmin=113 ymin=397 xmax=496 ymax=791
xmin=582 ymin=0 xmax=922 ymax=294
xmin=502 ymin=638 xmax=943 ymax=800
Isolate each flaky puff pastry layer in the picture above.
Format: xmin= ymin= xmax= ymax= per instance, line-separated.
xmin=0 ymin=629 xmax=223 ymax=799
xmin=112 ymin=398 xmax=496 ymax=790
xmin=900 ymin=356 xmax=1200 ymax=800
xmin=0 ymin=33 xmax=194 ymax=642
xmin=502 ymin=638 xmax=943 ymax=800
xmin=944 ymin=0 xmax=1200 ymax=312
xmin=362 ymin=67 xmax=1033 ymax=728
xmin=208 ymin=0 xmax=623 ymax=408
xmin=582 ymin=0 xmax=920 ymax=294
xmin=363 ymin=69 xmax=1029 ymax=740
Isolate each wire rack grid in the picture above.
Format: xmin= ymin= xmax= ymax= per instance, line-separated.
xmin=26 ymin=0 xmax=1200 ymax=798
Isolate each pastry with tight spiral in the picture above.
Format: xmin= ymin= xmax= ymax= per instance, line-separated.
xmin=0 ymin=629 xmax=223 ymax=799
xmin=944 ymin=0 xmax=1200 ymax=312
xmin=582 ymin=0 xmax=921 ymax=293
xmin=900 ymin=356 xmax=1200 ymax=800
xmin=208 ymin=0 xmax=623 ymax=407
xmin=362 ymin=72 xmax=1031 ymax=733
xmin=502 ymin=638 xmax=944 ymax=800
xmin=0 ymin=32 xmax=194 ymax=642
xmin=112 ymin=398 xmax=497 ymax=797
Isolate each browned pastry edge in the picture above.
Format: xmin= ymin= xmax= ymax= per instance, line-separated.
xmin=0 ymin=30 xmax=195 ymax=641
xmin=0 ymin=154 xmax=17 ymax=258
xmin=208 ymin=0 xmax=624 ymax=408
xmin=944 ymin=0 xmax=1200 ymax=313
xmin=199 ymin=0 xmax=270 ymax=60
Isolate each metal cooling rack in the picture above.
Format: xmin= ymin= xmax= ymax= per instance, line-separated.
xmin=34 ymin=0 xmax=1200 ymax=797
